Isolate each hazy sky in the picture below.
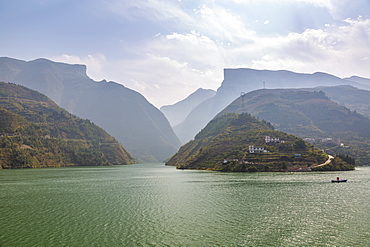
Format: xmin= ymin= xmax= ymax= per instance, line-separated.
xmin=1 ymin=0 xmax=370 ymax=107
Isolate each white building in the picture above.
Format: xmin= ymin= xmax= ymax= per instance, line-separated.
xmin=249 ymin=145 xmax=269 ymax=153
xmin=265 ymin=136 xmax=281 ymax=143
xmin=321 ymin=138 xmax=333 ymax=143
xmin=303 ymin=138 xmax=315 ymax=144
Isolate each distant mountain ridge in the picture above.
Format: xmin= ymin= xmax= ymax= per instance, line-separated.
xmin=305 ymin=85 xmax=370 ymax=120
xmin=173 ymin=68 xmax=370 ymax=144
xmin=160 ymin=88 xmax=216 ymax=127
xmin=0 ymin=82 xmax=135 ymax=168
xmin=0 ymin=57 xmax=181 ymax=162
xmin=345 ymin=75 xmax=370 ymax=86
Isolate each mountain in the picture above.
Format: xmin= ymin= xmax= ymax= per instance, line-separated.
xmin=160 ymin=88 xmax=216 ymax=127
xmin=174 ymin=68 xmax=370 ymax=144
xmin=166 ymin=112 xmax=354 ymax=172
xmin=345 ymin=75 xmax=370 ymax=86
xmin=0 ymin=82 xmax=135 ymax=168
xmin=218 ymin=89 xmax=370 ymax=165
xmin=308 ymin=85 xmax=370 ymax=119
xmin=0 ymin=57 xmax=181 ymax=162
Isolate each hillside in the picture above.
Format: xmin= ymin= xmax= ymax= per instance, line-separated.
xmin=345 ymin=76 xmax=370 ymax=86
xmin=0 ymin=57 xmax=181 ymax=162
xmin=160 ymin=88 xmax=216 ymax=127
xmin=166 ymin=113 xmax=354 ymax=172
xmin=173 ymin=68 xmax=370 ymax=144
xmin=0 ymin=82 xmax=135 ymax=168
xmin=307 ymin=85 xmax=370 ymax=119
xmin=218 ymin=89 xmax=370 ymax=165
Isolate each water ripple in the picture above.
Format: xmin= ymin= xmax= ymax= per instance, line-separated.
xmin=1 ymin=164 xmax=370 ymax=246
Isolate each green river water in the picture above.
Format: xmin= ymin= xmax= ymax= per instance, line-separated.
xmin=1 ymin=163 xmax=370 ymax=246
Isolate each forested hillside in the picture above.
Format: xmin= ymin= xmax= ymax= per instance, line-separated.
xmin=308 ymin=85 xmax=370 ymax=120
xmin=219 ymin=89 xmax=370 ymax=165
xmin=166 ymin=113 xmax=354 ymax=172
xmin=0 ymin=82 xmax=135 ymax=168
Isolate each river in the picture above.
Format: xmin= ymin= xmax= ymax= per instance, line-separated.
xmin=1 ymin=163 xmax=370 ymax=246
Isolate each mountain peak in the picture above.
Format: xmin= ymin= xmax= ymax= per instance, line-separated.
xmin=0 ymin=57 xmax=181 ymax=162
xmin=161 ymin=87 xmax=216 ymax=127
xmin=174 ymin=68 xmax=370 ymax=145
xmin=28 ymin=58 xmax=88 ymax=77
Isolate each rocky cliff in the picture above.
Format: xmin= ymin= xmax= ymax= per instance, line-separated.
xmin=0 ymin=57 xmax=181 ymax=162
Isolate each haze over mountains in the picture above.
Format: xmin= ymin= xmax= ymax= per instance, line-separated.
xmin=308 ymin=85 xmax=370 ymax=120
xmin=3 ymin=56 xmax=370 ymax=167
xmin=0 ymin=57 xmax=181 ymax=162
xmin=0 ymin=82 xmax=134 ymax=168
xmin=160 ymin=88 xmax=215 ymax=127
xmin=173 ymin=68 xmax=370 ymax=144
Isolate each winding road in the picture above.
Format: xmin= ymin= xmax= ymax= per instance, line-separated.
xmin=311 ymin=155 xmax=334 ymax=168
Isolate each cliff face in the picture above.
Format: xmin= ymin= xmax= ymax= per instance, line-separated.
xmin=160 ymin=88 xmax=216 ymax=127
xmin=0 ymin=58 xmax=90 ymax=108
xmin=0 ymin=57 xmax=181 ymax=162
xmin=218 ymin=69 xmax=369 ymax=96
xmin=173 ymin=68 xmax=370 ymax=144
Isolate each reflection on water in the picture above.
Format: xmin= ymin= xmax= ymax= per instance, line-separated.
xmin=1 ymin=164 xmax=370 ymax=246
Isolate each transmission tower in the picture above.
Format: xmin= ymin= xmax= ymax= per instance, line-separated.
xmin=241 ymin=92 xmax=246 ymax=108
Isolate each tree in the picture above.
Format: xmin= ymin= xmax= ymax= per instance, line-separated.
xmin=294 ymin=140 xmax=307 ymax=151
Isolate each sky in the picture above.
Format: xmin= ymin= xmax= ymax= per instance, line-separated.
xmin=1 ymin=0 xmax=370 ymax=107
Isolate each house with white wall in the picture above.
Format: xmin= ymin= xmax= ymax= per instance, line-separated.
xmin=249 ymin=145 xmax=269 ymax=153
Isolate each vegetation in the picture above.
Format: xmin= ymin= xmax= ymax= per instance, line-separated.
xmin=166 ymin=112 xmax=353 ymax=172
xmin=312 ymin=155 xmax=355 ymax=171
xmin=218 ymin=89 xmax=370 ymax=166
xmin=317 ymin=85 xmax=370 ymax=120
xmin=0 ymin=82 xmax=135 ymax=168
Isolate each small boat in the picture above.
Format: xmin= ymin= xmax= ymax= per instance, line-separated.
xmin=331 ymin=179 xmax=347 ymax=183
xmin=331 ymin=177 xmax=347 ymax=183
